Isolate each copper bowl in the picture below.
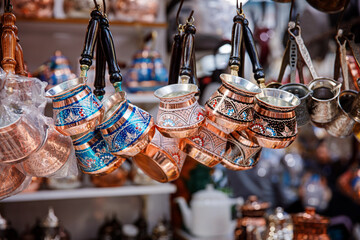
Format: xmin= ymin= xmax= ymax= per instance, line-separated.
xmin=22 ymin=125 xmax=73 ymax=177
xmin=0 ymin=115 xmax=42 ymax=164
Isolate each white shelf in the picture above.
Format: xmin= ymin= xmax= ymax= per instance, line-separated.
xmin=2 ymin=184 xmax=176 ymax=203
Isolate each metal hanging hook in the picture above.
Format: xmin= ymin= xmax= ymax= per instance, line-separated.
xmin=102 ymin=0 xmax=107 ymax=15
xmin=93 ymin=0 xmax=100 ymax=10
xmin=236 ymin=1 xmax=244 ymax=16
xmin=186 ymin=10 xmax=194 ymax=25
xmin=176 ymin=0 xmax=185 ymax=27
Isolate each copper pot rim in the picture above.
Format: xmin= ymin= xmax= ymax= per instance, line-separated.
xmin=100 ymin=91 xmax=128 ymax=125
xmin=81 ymin=156 xmax=126 ymax=176
xmin=338 ymin=90 xmax=357 ymax=113
xmin=133 ymin=143 xmax=180 ymax=183
xmin=45 ymin=77 xmax=86 ymax=98
xmin=279 ymin=83 xmax=312 ymax=100
xmin=154 ymin=83 xmax=198 ymax=100
xmin=308 ymin=77 xmax=341 ymax=102
xmin=0 ymin=114 xmax=21 ymax=132
xmin=221 ymin=153 xmax=261 ymax=171
xmin=220 ymin=73 xmax=262 ymax=95
xmin=256 ymin=88 xmax=300 ymax=110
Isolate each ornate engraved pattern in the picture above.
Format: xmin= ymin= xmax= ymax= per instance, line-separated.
xmin=75 ymin=134 xmax=118 ymax=173
xmin=249 ymin=111 xmax=297 ymax=138
xmin=157 ymin=102 xmax=205 ymax=130
xmin=152 ymin=130 xmax=186 ymax=169
xmin=224 ymin=133 xmax=261 ymax=168
xmin=187 ymin=124 xmax=227 ymax=158
xmin=53 ymin=92 xmax=103 ymax=126
xmin=102 ymin=106 xmax=152 ymax=152
xmin=206 ymin=90 xmax=253 ymax=122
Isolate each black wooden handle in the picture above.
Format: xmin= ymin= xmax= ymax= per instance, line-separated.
xmin=243 ymin=18 xmax=265 ymax=82
xmin=94 ymin=29 xmax=106 ymax=99
xmin=179 ymin=23 xmax=196 ymax=81
xmin=229 ymin=14 xmax=244 ymax=71
xmin=168 ymin=32 xmax=183 ymax=85
xmin=79 ymin=9 xmax=102 ymax=68
xmin=99 ymin=15 xmax=122 ymax=86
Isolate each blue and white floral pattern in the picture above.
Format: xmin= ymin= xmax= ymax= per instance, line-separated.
xmin=53 ymin=89 xmax=102 ymax=126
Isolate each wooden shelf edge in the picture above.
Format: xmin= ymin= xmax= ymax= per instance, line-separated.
xmin=16 ymin=17 xmax=167 ymax=28
xmin=1 ymin=184 xmax=177 ymax=203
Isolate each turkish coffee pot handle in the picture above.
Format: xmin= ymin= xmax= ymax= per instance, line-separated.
xmin=179 ymin=21 xmax=196 ymax=84
xmin=288 ymin=21 xmax=319 ymax=81
xmin=14 ymin=26 xmax=27 ymax=76
xmin=79 ymin=9 xmax=102 ymax=77
xmin=1 ymin=11 xmax=17 ymax=74
xmin=243 ymin=17 xmax=265 ymax=88
xmin=229 ymin=14 xmax=244 ymax=77
xmin=168 ymin=30 xmax=184 ymax=85
xmin=93 ymin=29 xmax=106 ymax=100
xmin=99 ymin=14 xmax=122 ymax=92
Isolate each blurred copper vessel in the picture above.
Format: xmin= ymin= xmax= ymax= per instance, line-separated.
xmin=222 ymin=131 xmax=262 ymax=171
xmin=205 ymin=74 xmax=261 ymax=131
xmin=90 ymin=167 xmax=128 ymax=188
xmin=0 ymin=115 xmax=42 ymax=164
xmin=46 ymin=78 xmax=104 ymax=136
xmin=292 ymin=207 xmax=330 ymax=240
xmin=13 ymin=0 xmax=54 ymax=18
xmin=0 ymin=165 xmax=26 ymax=198
xmin=133 ymin=129 xmax=186 ymax=183
xmin=246 ymin=88 xmax=300 ymax=149
xmin=99 ymin=92 xmax=155 ymax=157
xmin=154 ymin=84 xmax=205 ymax=138
xmin=21 ymin=125 xmax=73 ymax=177
xmin=180 ymin=119 xmax=228 ymax=167
xmin=306 ymin=0 xmax=348 ymax=13
xmin=72 ymin=129 xmax=126 ymax=175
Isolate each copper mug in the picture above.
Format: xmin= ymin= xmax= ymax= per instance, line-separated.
xmin=0 ymin=115 xmax=42 ymax=164
xmin=45 ymin=78 xmax=104 ymax=136
xmin=180 ymin=118 xmax=228 ymax=167
xmin=21 ymin=124 xmax=74 ymax=177
xmin=154 ymin=83 xmax=205 ymax=138
xmin=72 ymin=129 xmax=126 ymax=175
xmin=222 ymin=131 xmax=262 ymax=171
xmin=205 ymin=73 xmax=261 ymax=131
xmin=132 ymin=129 xmax=187 ymax=183
xmin=99 ymin=91 xmax=155 ymax=157
xmin=247 ymin=88 xmax=300 ymax=149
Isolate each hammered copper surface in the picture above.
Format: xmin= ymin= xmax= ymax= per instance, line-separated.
xmin=133 ymin=129 xmax=186 ymax=183
xmin=0 ymin=165 xmax=26 ymax=198
xmin=0 ymin=116 xmax=42 ymax=164
xmin=22 ymin=126 xmax=72 ymax=177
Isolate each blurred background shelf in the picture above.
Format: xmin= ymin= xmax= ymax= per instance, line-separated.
xmin=17 ymin=17 xmax=167 ymax=28
xmin=2 ymin=184 xmax=176 ymax=203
